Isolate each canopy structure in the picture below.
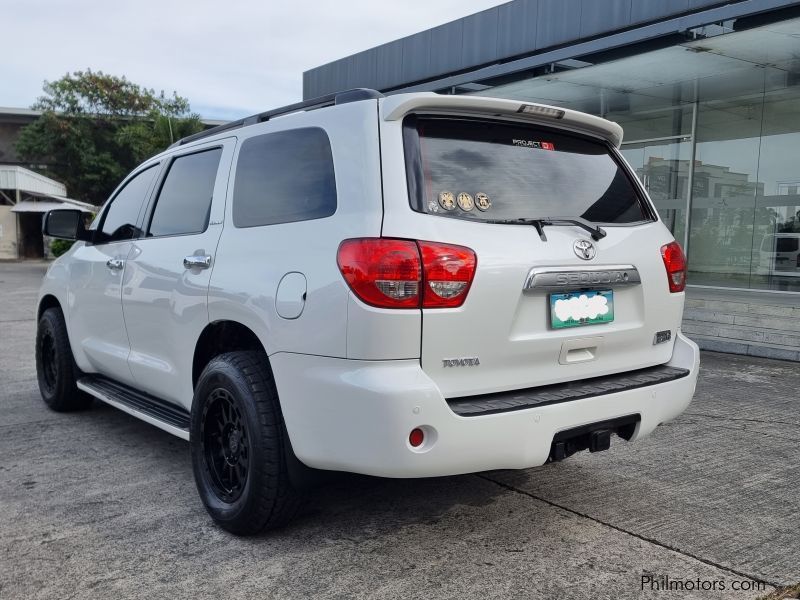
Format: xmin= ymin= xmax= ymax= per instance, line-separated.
xmin=0 ymin=165 xmax=93 ymax=259
xmin=11 ymin=197 xmax=94 ymax=213
xmin=0 ymin=165 xmax=67 ymax=199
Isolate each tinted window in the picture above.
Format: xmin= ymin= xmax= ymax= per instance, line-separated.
xmin=148 ymin=148 xmax=222 ymax=237
xmin=404 ymin=117 xmax=650 ymax=224
xmin=777 ymin=238 xmax=799 ymax=253
xmin=763 ymin=236 xmax=800 ymax=253
xmin=98 ymin=165 xmax=159 ymax=243
xmin=233 ymin=128 xmax=336 ymax=228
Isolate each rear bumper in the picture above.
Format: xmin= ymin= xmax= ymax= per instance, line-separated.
xmin=272 ymin=331 xmax=699 ymax=478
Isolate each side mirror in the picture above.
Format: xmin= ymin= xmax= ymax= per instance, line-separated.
xmin=42 ymin=210 xmax=90 ymax=241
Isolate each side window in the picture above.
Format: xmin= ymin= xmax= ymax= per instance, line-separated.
xmin=97 ymin=165 xmax=159 ymax=243
xmin=233 ymin=127 xmax=336 ymax=228
xmin=147 ymin=148 xmax=222 ymax=238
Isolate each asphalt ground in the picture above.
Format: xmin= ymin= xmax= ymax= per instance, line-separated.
xmin=1 ymin=260 xmax=797 ymax=599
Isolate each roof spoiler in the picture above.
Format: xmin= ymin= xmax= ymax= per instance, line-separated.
xmin=381 ymin=93 xmax=623 ymax=148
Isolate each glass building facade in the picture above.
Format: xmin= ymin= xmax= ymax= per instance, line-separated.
xmin=469 ymin=17 xmax=800 ymax=293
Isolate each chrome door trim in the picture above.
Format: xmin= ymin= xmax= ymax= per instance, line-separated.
xmin=106 ymin=258 xmax=124 ymax=270
xmin=183 ymin=255 xmax=212 ymax=270
xmin=524 ymin=264 xmax=641 ymax=291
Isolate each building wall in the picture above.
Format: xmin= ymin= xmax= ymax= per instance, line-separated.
xmin=0 ymin=206 xmax=19 ymax=259
xmin=0 ymin=122 xmax=27 ymax=164
xmin=303 ymin=0 xmax=800 ymax=98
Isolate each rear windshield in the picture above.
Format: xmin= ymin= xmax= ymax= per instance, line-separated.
xmin=403 ymin=116 xmax=651 ymax=224
xmin=762 ymin=236 xmax=799 ymax=252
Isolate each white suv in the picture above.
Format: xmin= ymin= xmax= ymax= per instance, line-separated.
xmin=36 ymin=90 xmax=699 ymax=534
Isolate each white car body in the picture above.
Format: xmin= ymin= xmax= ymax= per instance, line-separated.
xmin=38 ymin=91 xmax=699 ymax=478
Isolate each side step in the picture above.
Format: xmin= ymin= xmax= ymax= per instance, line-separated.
xmin=77 ymin=376 xmax=190 ymax=440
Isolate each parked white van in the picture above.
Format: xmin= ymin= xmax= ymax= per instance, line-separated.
xmin=757 ymin=233 xmax=800 ymax=277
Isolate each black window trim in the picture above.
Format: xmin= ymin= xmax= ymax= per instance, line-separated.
xmin=401 ymin=114 xmax=658 ymax=227
xmin=232 ymin=126 xmax=338 ymax=229
xmin=91 ymin=162 xmax=162 ymax=246
xmin=140 ymin=144 xmax=225 ymax=241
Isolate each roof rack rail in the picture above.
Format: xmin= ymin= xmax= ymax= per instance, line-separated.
xmin=169 ymin=88 xmax=384 ymax=149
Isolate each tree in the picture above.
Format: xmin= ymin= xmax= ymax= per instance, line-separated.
xmin=16 ymin=69 xmax=205 ymax=205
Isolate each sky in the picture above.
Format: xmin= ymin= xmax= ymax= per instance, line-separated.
xmin=2 ymin=0 xmax=506 ymax=121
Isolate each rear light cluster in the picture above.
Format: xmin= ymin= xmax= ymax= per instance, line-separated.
xmin=337 ymin=238 xmax=477 ymax=309
xmin=660 ymin=241 xmax=687 ymax=293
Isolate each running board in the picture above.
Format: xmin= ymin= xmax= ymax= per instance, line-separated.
xmin=77 ymin=376 xmax=190 ymax=440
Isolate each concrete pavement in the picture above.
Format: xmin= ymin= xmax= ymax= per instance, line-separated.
xmin=1 ymin=261 xmax=797 ymax=599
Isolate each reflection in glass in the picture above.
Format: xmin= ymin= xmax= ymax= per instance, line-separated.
xmin=473 ymin=15 xmax=800 ymax=293
xmin=687 ymin=94 xmax=763 ymax=290
xmin=620 ymin=136 xmax=691 ymax=245
xmin=751 ymin=84 xmax=800 ymax=291
xmin=688 ymin=81 xmax=800 ymax=291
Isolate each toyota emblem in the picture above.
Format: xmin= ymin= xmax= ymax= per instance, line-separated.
xmin=573 ymin=239 xmax=596 ymax=261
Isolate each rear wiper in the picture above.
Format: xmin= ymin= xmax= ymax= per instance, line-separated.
xmin=543 ymin=217 xmax=607 ymax=241
xmin=483 ymin=218 xmax=549 ymax=239
xmin=483 ymin=216 xmax=607 ymax=242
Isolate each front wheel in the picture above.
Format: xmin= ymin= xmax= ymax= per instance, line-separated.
xmin=35 ymin=307 xmax=92 ymax=412
xmin=191 ymin=351 xmax=302 ymax=535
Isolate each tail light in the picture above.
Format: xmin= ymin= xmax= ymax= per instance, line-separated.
xmin=336 ymin=239 xmax=420 ymax=308
xmin=337 ymin=238 xmax=477 ymax=309
xmin=660 ymin=241 xmax=687 ymax=293
xmin=418 ymin=241 xmax=477 ymax=308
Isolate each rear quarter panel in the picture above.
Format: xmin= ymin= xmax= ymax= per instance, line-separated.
xmin=207 ymin=100 xmax=386 ymax=358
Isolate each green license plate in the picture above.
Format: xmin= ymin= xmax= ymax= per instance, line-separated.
xmin=550 ymin=289 xmax=614 ymax=329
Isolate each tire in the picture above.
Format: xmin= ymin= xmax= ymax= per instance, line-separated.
xmin=191 ymin=351 xmax=302 ymax=535
xmin=35 ymin=307 xmax=92 ymax=412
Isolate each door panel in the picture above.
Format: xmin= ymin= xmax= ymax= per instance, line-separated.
xmin=68 ymin=163 xmax=161 ymax=383
xmin=122 ymin=143 xmax=233 ymax=408
xmin=69 ymin=241 xmax=135 ymax=383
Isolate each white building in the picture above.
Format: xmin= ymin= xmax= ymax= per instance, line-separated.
xmin=0 ymin=165 xmax=93 ymax=259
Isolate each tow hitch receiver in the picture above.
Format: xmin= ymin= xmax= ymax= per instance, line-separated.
xmin=549 ymin=415 xmax=639 ymax=462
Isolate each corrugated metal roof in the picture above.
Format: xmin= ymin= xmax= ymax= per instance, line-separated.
xmin=0 ymin=166 xmax=67 ymax=197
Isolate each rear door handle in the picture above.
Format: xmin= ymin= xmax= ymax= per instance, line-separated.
xmin=183 ymin=255 xmax=212 ymax=270
xmin=106 ymin=258 xmax=124 ymax=270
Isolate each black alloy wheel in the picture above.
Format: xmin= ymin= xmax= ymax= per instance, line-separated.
xmin=201 ymin=388 xmax=250 ymax=503
xmin=191 ymin=351 xmax=302 ymax=534
xmin=35 ymin=307 xmax=92 ymax=412
xmin=38 ymin=330 xmax=59 ymax=395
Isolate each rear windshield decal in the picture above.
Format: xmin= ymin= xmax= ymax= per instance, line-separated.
xmin=457 ymin=192 xmax=475 ymax=212
xmin=475 ymin=192 xmax=491 ymax=211
xmin=438 ymin=191 xmax=457 ymax=211
xmin=512 ymin=139 xmax=555 ymax=150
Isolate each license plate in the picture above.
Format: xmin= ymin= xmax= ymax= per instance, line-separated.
xmin=550 ymin=290 xmax=614 ymax=329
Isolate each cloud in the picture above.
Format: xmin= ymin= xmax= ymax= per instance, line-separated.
xmin=1 ymin=0 xmax=504 ymax=120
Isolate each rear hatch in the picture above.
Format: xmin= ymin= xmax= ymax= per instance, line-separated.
xmin=381 ymin=104 xmax=685 ymax=399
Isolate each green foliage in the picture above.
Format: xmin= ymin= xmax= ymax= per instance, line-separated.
xmin=50 ymin=238 xmax=76 ymax=258
xmin=16 ymin=69 xmax=204 ymax=205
